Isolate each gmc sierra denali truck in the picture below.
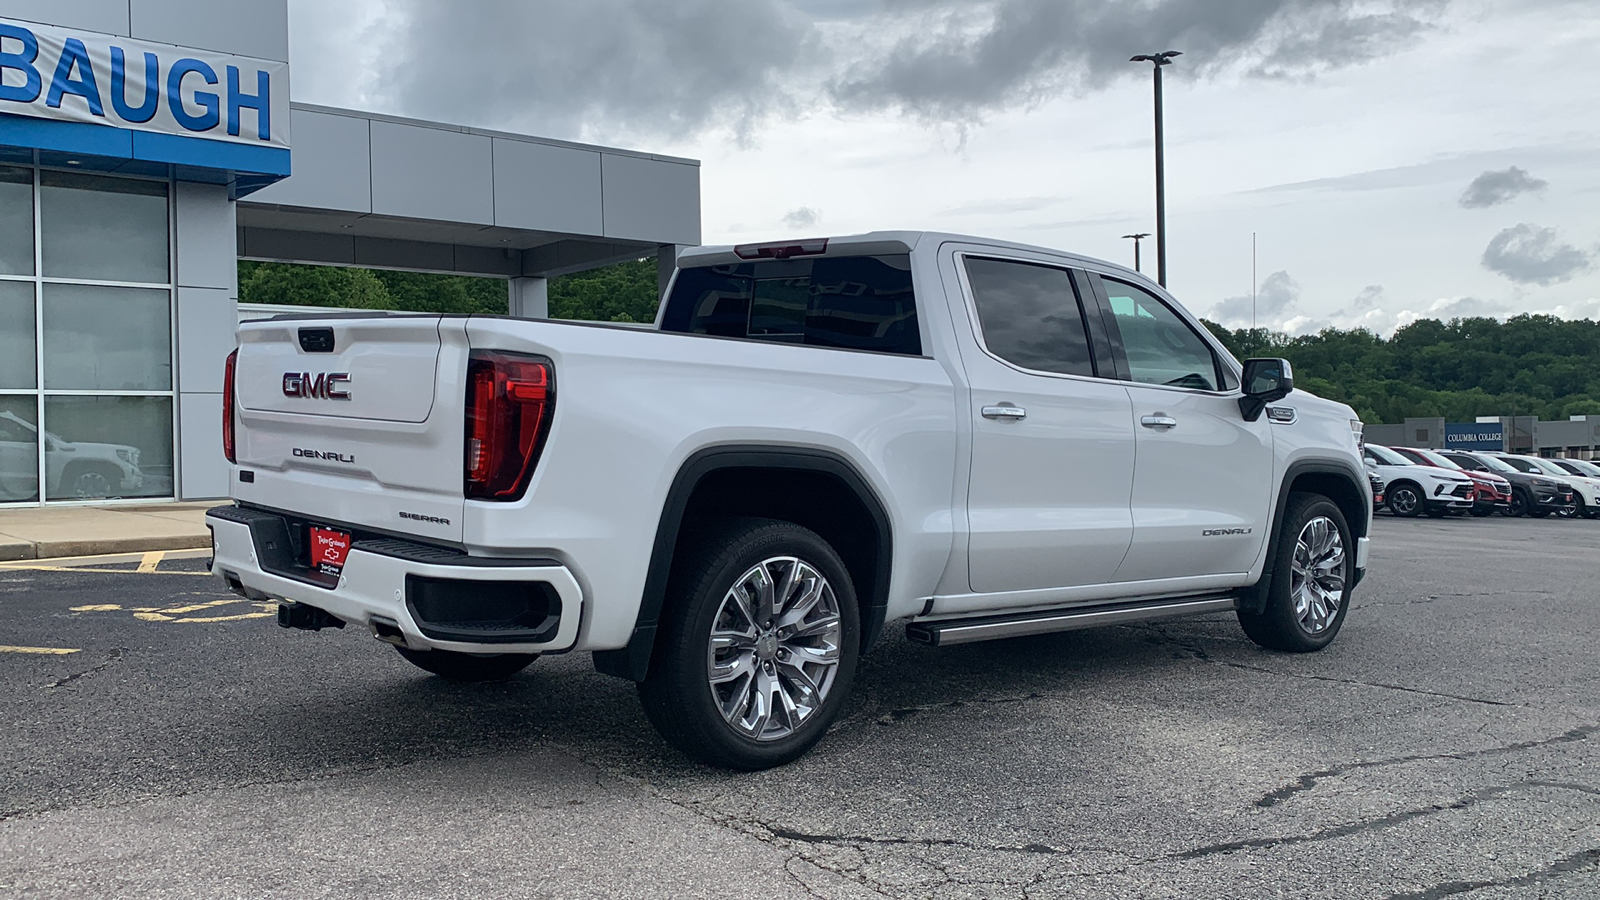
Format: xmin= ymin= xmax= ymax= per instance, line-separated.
xmin=208 ymin=232 xmax=1372 ymax=770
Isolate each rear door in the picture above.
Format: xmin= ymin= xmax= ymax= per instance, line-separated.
xmin=1088 ymin=274 xmax=1274 ymax=583
xmin=951 ymin=249 xmax=1136 ymax=596
xmin=232 ymin=315 xmax=470 ymax=543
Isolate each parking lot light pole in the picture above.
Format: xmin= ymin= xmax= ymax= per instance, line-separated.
xmin=1122 ymin=233 xmax=1150 ymax=273
xmin=1130 ymin=50 xmax=1180 ymax=288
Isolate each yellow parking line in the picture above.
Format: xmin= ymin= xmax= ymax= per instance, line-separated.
xmin=0 ymin=645 xmax=81 ymax=655
xmin=136 ymin=551 xmax=165 ymax=573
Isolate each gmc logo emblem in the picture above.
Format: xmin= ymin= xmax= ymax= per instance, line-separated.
xmin=283 ymin=372 xmax=351 ymax=400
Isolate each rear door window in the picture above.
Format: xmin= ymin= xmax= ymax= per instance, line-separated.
xmin=962 ymin=257 xmax=1097 ymax=377
xmin=660 ymin=255 xmax=921 ymax=356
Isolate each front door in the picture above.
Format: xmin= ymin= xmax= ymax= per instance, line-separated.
xmin=1093 ymin=275 xmax=1274 ymax=583
xmin=955 ymin=252 xmax=1136 ymax=595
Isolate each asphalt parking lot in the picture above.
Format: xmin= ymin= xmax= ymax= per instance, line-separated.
xmin=1 ymin=516 xmax=1597 ymax=899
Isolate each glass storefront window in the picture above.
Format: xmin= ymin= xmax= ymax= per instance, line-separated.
xmin=42 ymin=396 xmax=173 ymax=501
xmin=0 ymin=166 xmax=32 ymax=276
xmin=0 ymin=397 xmax=39 ymax=503
xmin=0 ymin=166 xmax=175 ymax=505
xmin=42 ymin=284 xmax=172 ymax=391
xmin=0 ymin=281 xmax=35 ymax=389
xmin=40 ymin=172 xmax=169 ymax=284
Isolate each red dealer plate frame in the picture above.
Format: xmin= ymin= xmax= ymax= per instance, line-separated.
xmin=310 ymin=527 xmax=352 ymax=577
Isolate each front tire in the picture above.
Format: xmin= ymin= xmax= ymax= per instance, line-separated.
xmin=1508 ymin=490 xmax=1531 ymax=517
xmin=639 ymin=517 xmax=860 ymax=770
xmin=1238 ymin=494 xmax=1353 ymax=653
xmin=1387 ymin=482 xmax=1423 ymax=518
xmin=393 ymin=646 xmax=538 ymax=681
xmin=1424 ymin=503 xmax=1449 ymax=519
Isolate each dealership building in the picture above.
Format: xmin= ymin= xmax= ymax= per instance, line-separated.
xmin=0 ymin=0 xmax=701 ymax=507
xmin=1364 ymin=416 xmax=1600 ymax=459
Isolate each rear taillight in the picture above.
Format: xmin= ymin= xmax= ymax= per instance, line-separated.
xmin=464 ymin=351 xmax=555 ymax=501
xmin=222 ymin=349 xmax=238 ymax=464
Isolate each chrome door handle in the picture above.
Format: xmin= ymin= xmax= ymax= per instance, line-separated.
xmin=1141 ymin=415 xmax=1177 ymax=429
xmin=982 ymin=405 xmax=1027 ymax=420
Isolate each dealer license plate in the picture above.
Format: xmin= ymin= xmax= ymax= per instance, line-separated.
xmin=310 ymin=527 xmax=352 ymax=576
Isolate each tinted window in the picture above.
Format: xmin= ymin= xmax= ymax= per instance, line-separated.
xmin=1498 ymin=457 xmax=1541 ymax=474
xmin=1103 ymin=279 xmax=1221 ymax=391
xmin=660 ymin=255 xmax=920 ymax=356
xmin=963 ymin=258 xmax=1095 ymax=377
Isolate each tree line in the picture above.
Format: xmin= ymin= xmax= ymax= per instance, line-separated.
xmin=1202 ymin=315 xmax=1600 ymax=424
xmin=238 ymin=258 xmax=662 ymax=323
xmin=238 ymin=260 xmax=1597 ymax=425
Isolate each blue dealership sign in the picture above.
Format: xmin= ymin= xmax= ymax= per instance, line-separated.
xmin=1444 ymin=422 xmax=1504 ymax=451
xmin=0 ymin=17 xmax=289 ymax=177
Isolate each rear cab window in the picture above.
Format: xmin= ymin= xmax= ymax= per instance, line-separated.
xmin=660 ymin=255 xmax=921 ymax=356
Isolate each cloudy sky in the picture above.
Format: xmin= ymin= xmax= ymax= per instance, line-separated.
xmin=286 ymin=0 xmax=1599 ymax=335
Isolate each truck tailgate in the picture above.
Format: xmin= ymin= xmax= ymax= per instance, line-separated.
xmin=231 ymin=315 xmax=470 ymax=544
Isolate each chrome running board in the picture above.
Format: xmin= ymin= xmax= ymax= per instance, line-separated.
xmin=905 ymin=595 xmax=1239 ymax=647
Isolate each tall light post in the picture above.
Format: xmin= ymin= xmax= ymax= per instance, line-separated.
xmin=1122 ymin=233 xmax=1150 ymax=273
xmin=1130 ymin=50 xmax=1180 ymax=288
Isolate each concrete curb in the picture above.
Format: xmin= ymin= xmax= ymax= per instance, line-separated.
xmin=0 ymin=534 xmax=211 ymax=563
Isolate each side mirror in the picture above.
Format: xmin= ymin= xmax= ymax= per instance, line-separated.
xmin=1239 ymin=358 xmax=1294 ymax=422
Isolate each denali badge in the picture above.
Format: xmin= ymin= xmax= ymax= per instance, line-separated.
xmin=1203 ymin=528 xmax=1253 ymax=536
xmin=293 ymin=448 xmax=356 ymax=464
xmin=283 ymin=372 xmax=351 ymax=400
xmin=399 ymin=511 xmax=452 ymax=526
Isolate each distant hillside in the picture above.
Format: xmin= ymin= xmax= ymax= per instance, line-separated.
xmin=1203 ymin=315 xmax=1600 ymax=423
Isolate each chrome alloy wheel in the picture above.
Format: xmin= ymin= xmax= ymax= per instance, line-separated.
xmin=1291 ymin=516 xmax=1346 ymax=635
xmin=706 ymin=556 xmax=842 ymax=742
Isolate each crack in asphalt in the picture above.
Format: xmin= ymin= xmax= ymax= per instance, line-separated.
xmin=1220 ymin=661 xmax=1517 ymax=707
xmin=1256 ymin=723 xmax=1600 ymax=807
xmin=1377 ymin=846 xmax=1600 ymax=899
xmin=1178 ymin=781 xmax=1596 ymax=862
xmin=766 ymin=826 xmax=1083 ymax=857
xmin=44 ymin=648 xmax=124 ymax=690
xmin=1134 ymin=626 xmax=1517 ymax=707
xmin=877 ymin=692 xmax=1047 ymax=724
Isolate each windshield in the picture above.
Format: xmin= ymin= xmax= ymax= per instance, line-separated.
xmin=1496 ymin=455 xmax=1546 ymax=475
xmin=1474 ymin=454 xmax=1519 ymax=474
xmin=1524 ymin=457 xmax=1573 ymax=477
xmin=1364 ymin=445 xmax=1410 ymax=466
xmin=1559 ymin=459 xmax=1600 ymax=478
xmin=1412 ymin=448 xmax=1462 ymax=469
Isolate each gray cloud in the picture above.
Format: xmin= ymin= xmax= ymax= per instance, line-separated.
xmin=828 ymin=0 xmax=1449 ymax=121
xmin=783 ymin=207 xmax=821 ymax=229
xmin=1481 ymin=224 xmax=1593 ymax=286
xmin=1459 ymin=167 xmax=1548 ymax=208
xmin=352 ymin=0 xmax=1457 ymax=144
xmin=1208 ymin=270 xmax=1299 ymax=328
xmin=370 ymin=0 xmax=820 ymax=141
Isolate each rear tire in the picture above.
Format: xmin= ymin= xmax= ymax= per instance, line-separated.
xmin=393 ymin=646 xmax=538 ymax=682
xmin=1387 ymin=482 xmax=1423 ymax=518
xmin=1238 ymin=494 xmax=1353 ymax=653
xmin=639 ymin=517 xmax=860 ymax=770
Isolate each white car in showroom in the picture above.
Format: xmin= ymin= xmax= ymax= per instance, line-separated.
xmin=1492 ymin=453 xmax=1600 ymax=519
xmin=1362 ymin=443 xmax=1476 ymax=518
xmin=0 ymin=411 xmax=147 ymax=501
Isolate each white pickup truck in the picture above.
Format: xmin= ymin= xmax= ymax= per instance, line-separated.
xmin=209 ymin=232 xmax=1372 ymax=769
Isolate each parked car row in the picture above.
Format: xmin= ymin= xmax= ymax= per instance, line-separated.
xmin=1362 ymin=442 xmax=1597 ymax=519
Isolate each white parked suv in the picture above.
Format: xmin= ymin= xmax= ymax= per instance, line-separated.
xmin=208 ymin=232 xmax=1373 ymax=769
xmin=1362 ymin=444 xmax=1476 ymax=518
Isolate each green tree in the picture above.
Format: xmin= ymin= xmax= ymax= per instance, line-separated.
xmin=548 ymin=258 xmax=660 ymax=322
